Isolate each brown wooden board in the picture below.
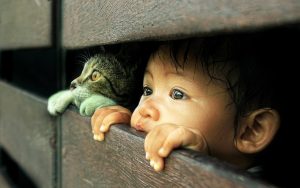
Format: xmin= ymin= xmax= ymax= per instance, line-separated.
xmin=62 ymin=108 xmax=275 ymax=188
xmin=0 ymin=0 xmax=52 ymax=49
xmin=0 ymin=81 xmax=56 ymax=188
xmin=62 ymin=0 xmax=300 ymax=48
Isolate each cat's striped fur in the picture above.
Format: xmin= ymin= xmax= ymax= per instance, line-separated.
xmin=48 ymin=53 xmax=141 ymax=116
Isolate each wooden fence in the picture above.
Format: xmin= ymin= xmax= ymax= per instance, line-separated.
xmin=1 ymin=0 xmax=300 ymax=187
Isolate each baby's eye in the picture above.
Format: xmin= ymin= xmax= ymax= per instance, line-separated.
xmin=91 ymin=71 xmax=101 ymax=81
xmin=170 ymin=89 xmax=187 ymax=100
xmin=143 ymin=86 xmax=153 ymax=96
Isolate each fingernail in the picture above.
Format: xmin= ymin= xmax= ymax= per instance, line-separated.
xmin=145 ymin=152 xmax=150 ymax=160
xmin=154 ymin=163 xmax=160 ymax=171
xmin=158 ymin=148 xmax=165 ymax=155
xmin=150 ymin=160 xmax=154 ymax=167
xmin=93 ymin=135 xmax=97 ymax=140
xmin=100 ymin=125 xmax=105 ymax=132
xmin=98 ymin=135 xmax=104 ymax=141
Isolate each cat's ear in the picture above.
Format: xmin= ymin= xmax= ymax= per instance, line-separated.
xmin=234 ymin=108 xmax=280 ymax=154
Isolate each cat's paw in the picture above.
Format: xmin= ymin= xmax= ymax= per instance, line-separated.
xmin=47 ymin=90 xmax=74 ymax=116
xmin=79 ymin=95 xmax=116 ymax=116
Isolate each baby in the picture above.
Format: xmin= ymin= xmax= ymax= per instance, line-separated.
xmin=91 ymin=34 xmax=283 ymax=174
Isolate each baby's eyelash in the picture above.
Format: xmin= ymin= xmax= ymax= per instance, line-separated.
xmin=170 ymin=88 xmax=188 ymax=100
xmin=143 ymin=86 xmax=153 ymax=96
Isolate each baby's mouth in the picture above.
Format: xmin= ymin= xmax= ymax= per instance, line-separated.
xmin=135 ymin=124 xmax=144 ymax=131
xmin=134 ymin=118 xmax=147 ymax=131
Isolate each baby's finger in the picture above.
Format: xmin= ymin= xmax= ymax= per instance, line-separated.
xmin=144 ymin=129 xmax=163 ymax=154
xmin=91 ymin=108 xmax=104 ymax=126
xmin=92 ymin=109 xmax=116 ymax=133
xmin=91 ymin=115 xmax=101 ymax=135
xmin=93 ymin=132 xmax=104 ymax=141
xmin=91 ymin=108 xmax=106 ymax=130
xmin=150 ymin=156 xmax=164 ymax=172
xmin=159 ymin=128 xmax=207 ymax=157
xmin=92 ymin=108 xmax=113 ymax=126
xmin=144 ymin=128 xmax=166 ymax=163
xmin=158 ymin=128 xmax=185 ymax=157
xmin=100 ymin=111 xmax=131 ymax=133
xmin=106 ymin=105 xmax=132 ymax=114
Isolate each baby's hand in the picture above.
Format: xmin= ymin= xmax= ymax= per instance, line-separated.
xmin=144 ymin=124 xmax=208 ymax=172
xmin=91 ymin=105 xmax=131 ymax=141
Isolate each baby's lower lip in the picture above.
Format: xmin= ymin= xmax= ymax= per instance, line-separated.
xmin=134 ymin=117 xmax=145 ymax=131
xmin=135 ymin=124 xmax=143 ymax=131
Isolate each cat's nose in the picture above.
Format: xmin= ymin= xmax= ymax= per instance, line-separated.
xmin=70 ymin=80 xmax=77 ymax=90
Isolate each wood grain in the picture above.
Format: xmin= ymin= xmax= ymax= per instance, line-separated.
xmin=0 ymin=81 xmax=55 ymax=188
xmin=62 ymin=108 xmax=274 ymax=188
xmin=63 ymin=0 xmax=300 ymax=48
xmin=0 ymin=173 xmax=10 ymax=188
xmin=0 ymin=0 xmax=52 ymax=49
xmin=0 ymin=80 xmax=275 ymax=187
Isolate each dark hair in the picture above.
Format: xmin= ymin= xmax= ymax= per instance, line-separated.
xmin=158 ymin=34 xmax=285 ymax=128
xmin=150 ymin=27 xmax=299 ymax=187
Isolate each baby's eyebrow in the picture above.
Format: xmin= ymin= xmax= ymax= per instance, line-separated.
xmin=167 ymin=72 xmax=186 ymax=79
xmin=167 ymin=72 xmax=199 ymax=84
xmin=144 ymin=70 xmax=153 ymax=79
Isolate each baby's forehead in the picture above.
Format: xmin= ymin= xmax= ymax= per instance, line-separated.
xmin=152 ymin=45 xmax=197 ymax=66
xmin=148 ymin=52 xmax=205 ymax=81
xmin=149 ymin=44 xmax=236 ymax=86
xmin=159 ymin=49 xmax=204 ymax=70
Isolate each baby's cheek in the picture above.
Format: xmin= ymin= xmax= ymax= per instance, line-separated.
xmin=130 ymin=110 xmax=139 ymax=127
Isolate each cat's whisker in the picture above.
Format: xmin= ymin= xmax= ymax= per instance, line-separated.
xmin=77 ymin=54 xmax=90 ymax=65
xmin=49 ymin=52 xmax=142 ymax=117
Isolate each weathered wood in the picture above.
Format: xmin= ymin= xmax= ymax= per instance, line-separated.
xmin=63 ymin=0 xmax=300 ymax=48
xmin=0 ymin=81 xmax=56 ymax=188
xmin=0 ymin=149 xmax=11 ymax=188
xmin=0 ymin=82 xmax=276 ymax=187
xmin=0 ymin=172 xmax=11 ymax=188
xmin=0 ymin=0 xmax=52 ymax=49
xmin=62 ymin=108 xmax=274 ymax=188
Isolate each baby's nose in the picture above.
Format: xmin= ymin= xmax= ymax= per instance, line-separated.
xmin=139 ymin=102 xmax=160 ymax=121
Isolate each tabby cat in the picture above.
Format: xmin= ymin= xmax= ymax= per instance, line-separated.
xmin=47 ymin=53 xmax=139 ymax=116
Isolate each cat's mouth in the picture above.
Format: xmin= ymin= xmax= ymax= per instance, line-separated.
xmin=70 ymin=80 xmax=79 ymax=90
xmin=72 ymin=87 xmax=93 ymax=102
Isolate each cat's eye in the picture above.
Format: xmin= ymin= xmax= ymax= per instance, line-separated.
xmin=91 ymin=71 xmax=101 ymax=81
xmin=143 ymin=86 xmax=153 ymax=96
xmin=170 ymin=89 xmax=187 ymax=100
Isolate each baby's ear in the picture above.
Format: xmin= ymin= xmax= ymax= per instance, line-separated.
xmin=235 ymin=108 xmax=280 ymax=154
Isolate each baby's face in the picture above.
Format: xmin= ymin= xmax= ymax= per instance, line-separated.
xmin=131 ymin=46 xmax=238 ymax=158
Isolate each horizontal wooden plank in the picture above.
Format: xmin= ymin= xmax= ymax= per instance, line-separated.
xmin=0 ymin=0 xmax=52 ymax=49
xmin=0 ymin=81 xmax=56 ymax=188
xmin=62 ymin=108 xmax=273 ymax=188
xmin=63 ymin=0 xmax=300 ymax=48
